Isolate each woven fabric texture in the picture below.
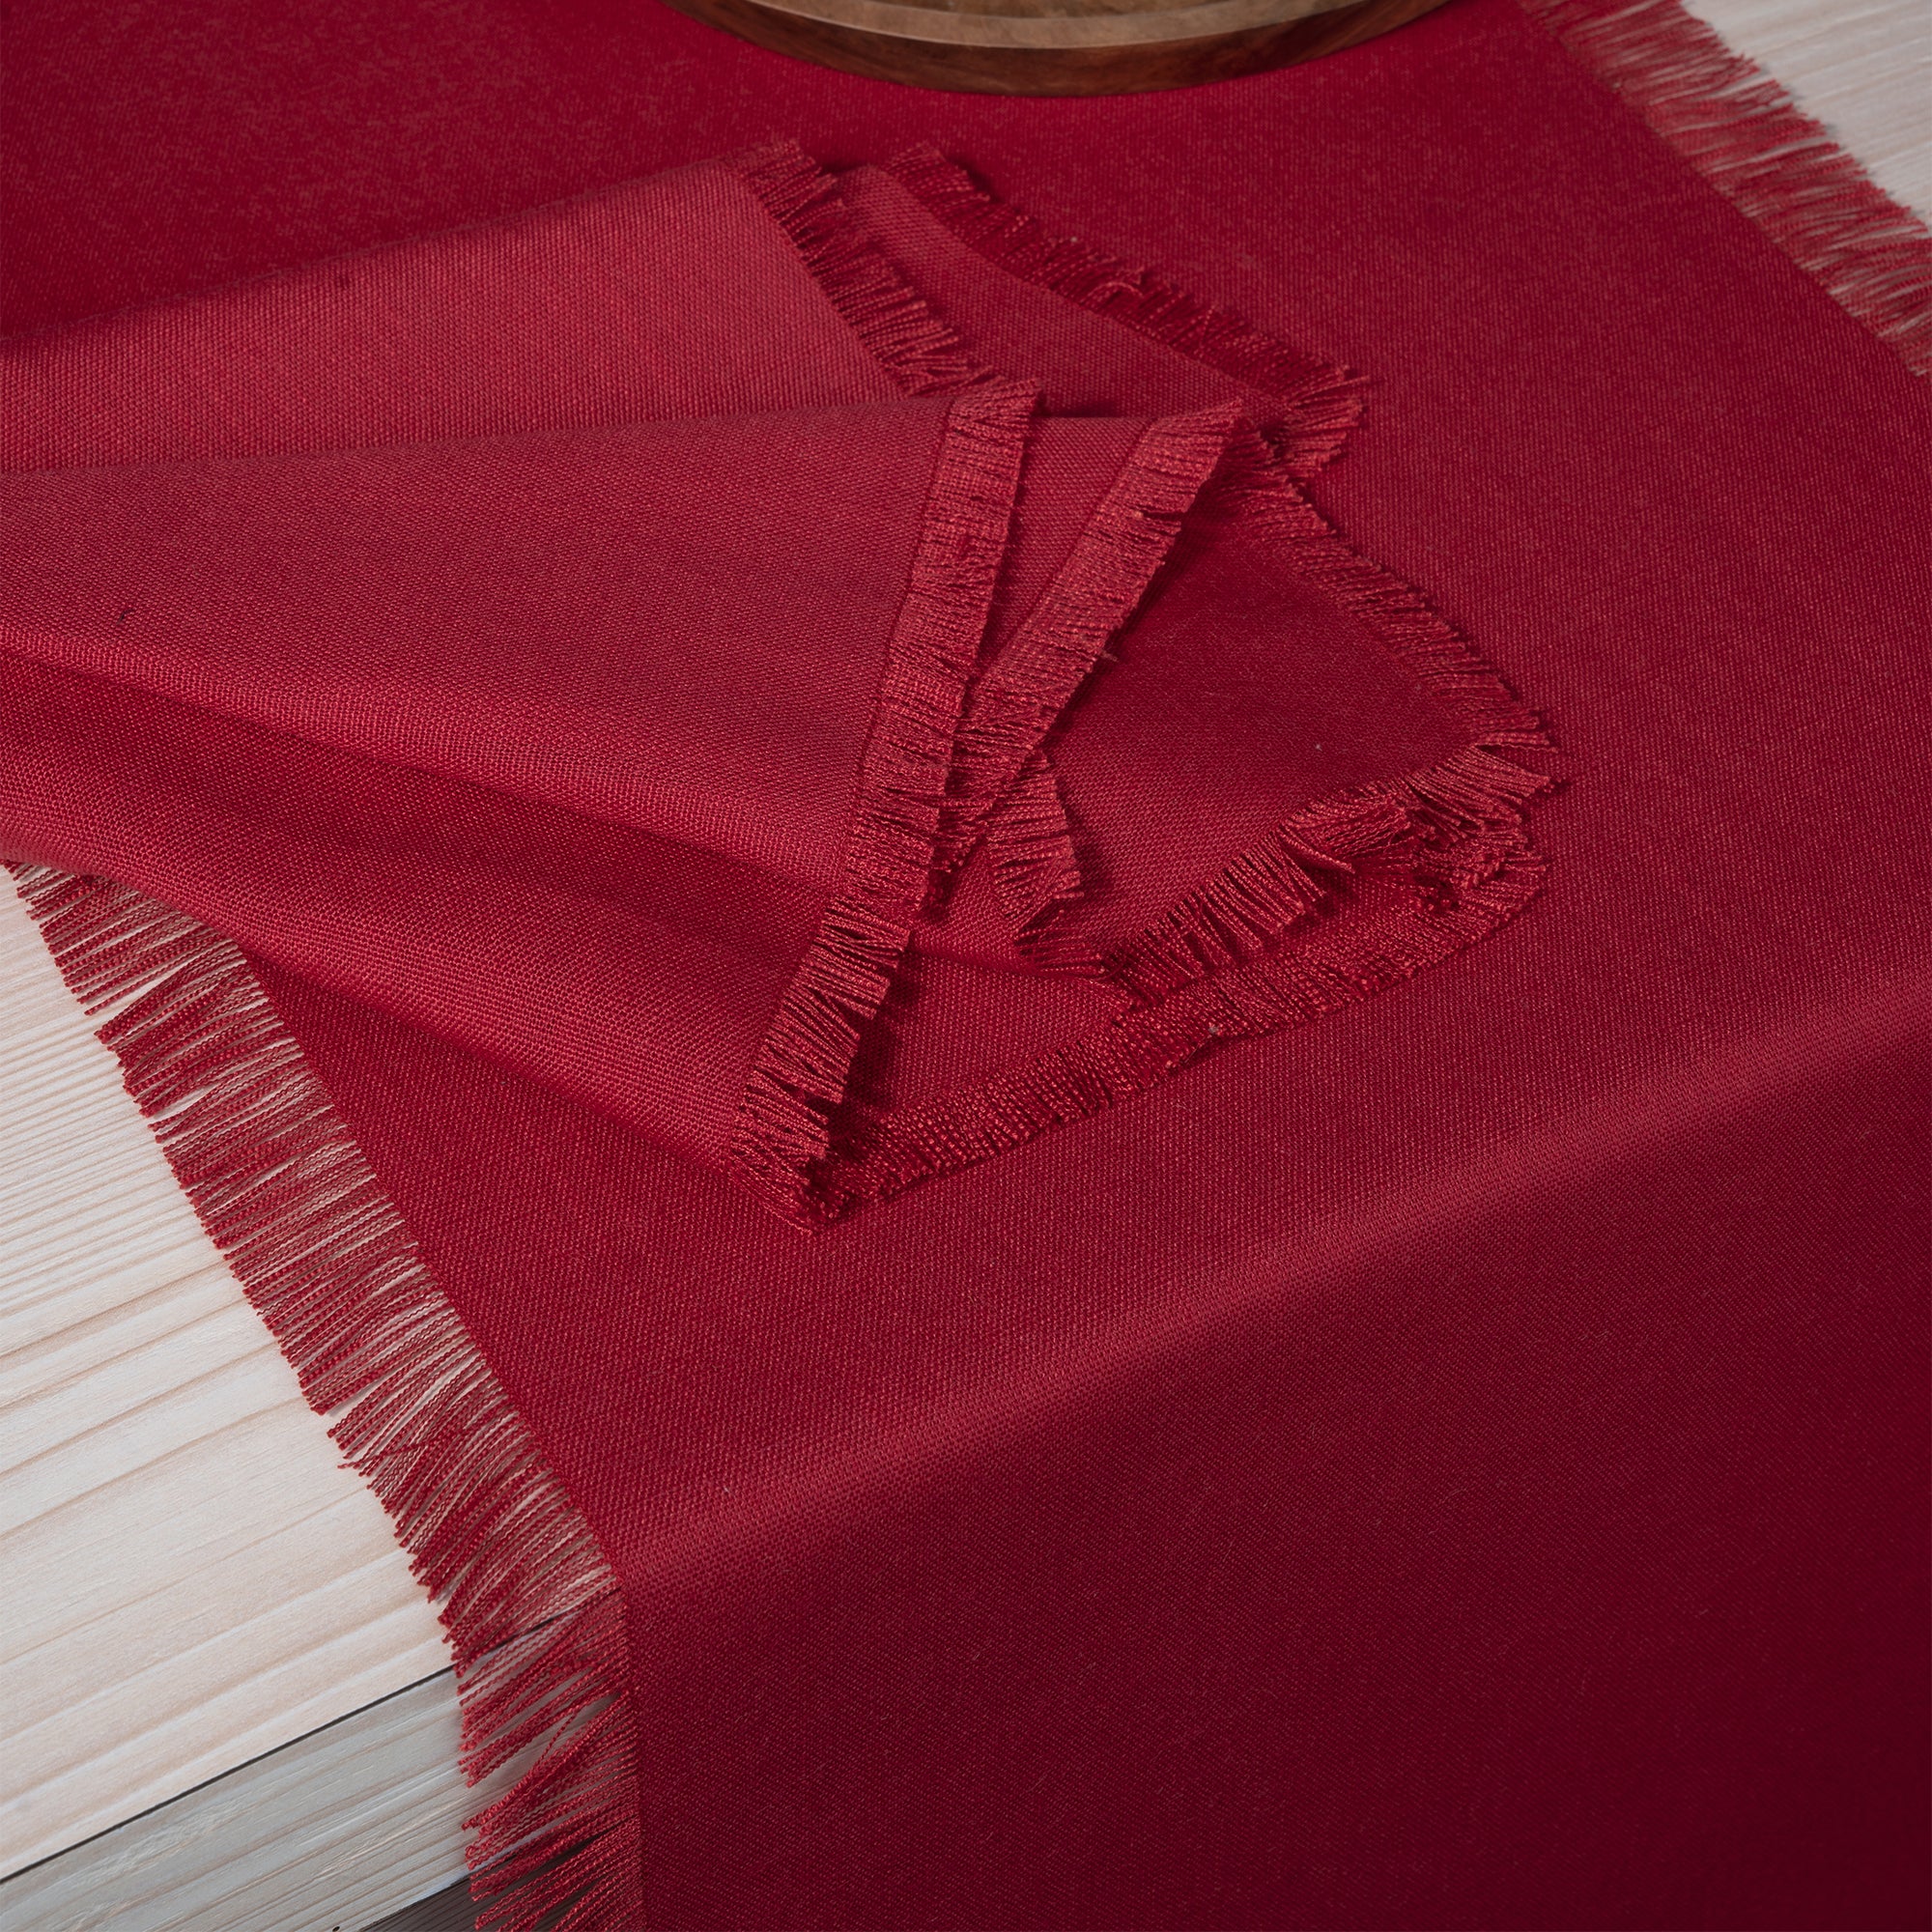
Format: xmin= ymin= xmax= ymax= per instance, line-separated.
xmin=3 ymin=0 xmax=1927 ymax=1925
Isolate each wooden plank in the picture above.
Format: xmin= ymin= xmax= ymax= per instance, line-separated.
xmin=0 ymin=880 xmax=448 ymax=1878
xmin=366 ymin=1874 xmax=478 ymax=1932
xmin=0 ymin=1670 xmax=473 ymax=1932
xmin=1693 ymin=0 xmax=1931 ymax=210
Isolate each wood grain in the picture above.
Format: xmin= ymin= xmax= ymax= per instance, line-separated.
xmin=1694 ymin=0 xmax=1932 ymax=209
xmin=0 ymin=881 xmax=448 ymax=1880
xmin=0 ymin=1670 xmax=473 ymax=1932
xmin=657 ymin=0 xmax=1449 ymax=92
xmin=367 ymin=1872 xmax=479 ymax=1932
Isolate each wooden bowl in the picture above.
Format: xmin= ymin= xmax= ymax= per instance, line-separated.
xmin=659 ymin=0 xmax=1450 ymax=94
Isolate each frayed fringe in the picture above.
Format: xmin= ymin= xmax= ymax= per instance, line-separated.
xmin=736 ymin=141 xmax=996 ymax=397
xmin=730 ymin=382 xmax=1036 ymax=1225
xmin=1521 ymin=0 xmax=1932 ymax=375
xmin=833 ymin=835 xmax=1549 ymax=1212
xmin=982 ymin=752 xmax=1104 ymax=976
xmin=7 ymin=865 xmax=641 ymax=1932
xmin=882 ymin=146 xmax=1366 ymax=474
xmin=821 ymin=682 xmax=1555 ymax=1210
xmin=825 ymin=724 xmax=1553 ymax=1208
xmin=981 ymin=422 xmax=1550 ymax=980
xmin=769 ymin=338 xmax=1553 ymax=1206
xmin=1110 ymin=748 xmax=1553 ymax=1000
xmin=1088 ymin=438 xmax=1555 ymax=1000
xmin=744 ymin=159 xmax=1559 ymax=1209
xmin=466 ymin=1616 xmax=639 ymax=1932
xmin=732 ymin=142 xmax=1551 ymax=1213
xmin=948 ymin=403 xmax=1238 ymax=929
xmin=1224 ymin=434 xmax=1551 ymax=751
xmin=1108 ymin=793 xmax=1394 ymax=1002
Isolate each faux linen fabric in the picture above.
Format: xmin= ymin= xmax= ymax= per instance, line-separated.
xmin=1 ymin=145 xmax=1551 ymax=1224
xmin=1 ymin=397 xmax=1030 ymax=1171
xmin=0 ymin=153 xmax=1186 ymax=1215
xmin=5 ymin=1 xmax=1928 ymax=1929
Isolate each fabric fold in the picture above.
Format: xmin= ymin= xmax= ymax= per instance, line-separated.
xmin=1 ymin=139 xmax=1552 ymax=1230
xmin=0 ymin=390 xmax=1039 ymax=1179
xmin=8 ymin=9 xmax=1925 ymax=1927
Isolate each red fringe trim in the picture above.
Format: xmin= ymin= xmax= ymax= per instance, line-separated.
xmin=945 ymin=404 xmax=1238 ymax=929
xmin=835 ymin=839 xmax=1550 ymax=1212
xmin=1094 ymin=432 xmax=1553 ymax=996
xmin=1520 ymin=0 xmax=1932 ymax=375
xmin=736 ymin=142 xmax=995 ymax=396
xmin=829 ymin=709 xmax=1554 ymax=1207
xmin=1108 ymin=791 xmax=1395 ymax=1003
xmin=1218 ymin=432 xmax=1549 ymax=750
xmin=1109 ymin=747 xmax=1553 ymax=1001
xmin=729 ymin=382 xmax=1036 ymax=1225
xmin=6 ymin=866 xmax=641 ymax=1932
xmin=882 ymin=146 xmax=1368 ymax=473
xmin=732 ymin=165 xmax=1559 ymax=1209
xmin=981 ymin=750 xmax=1105 ymax=976
xmin=815 ymin=432 xmax=1560 ymax=1207
xmin=962 ymin=408 xmax=1553 ymax=987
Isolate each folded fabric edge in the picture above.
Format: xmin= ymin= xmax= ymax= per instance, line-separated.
xmin=735 ymin=140 xmax=997 ymax=397
xmin=980 ymin=749 xmax=1102 ymax=976
xmin=1518 ymin=0 xmax=1932 ymax=375
xmin=726 ymin=162 xmax=1559 ymax=1217
xmin=943 ymin=401 xmax=1243 ymax=936
xmin=861 ymin=156 xmax=1393 ymax=966
xmin=4 ymin=865 xmax=640 ymax=1932
xmin=820 ymin=441 xmax=1559 ymax=1213
xmin=728 ymin=382 xmax=1037 ymax=1227
xmin=1125 ymin=435 xmax=1556 ymax=999
xmin=830 ymin=817 xmax=1551 ymax=1216
xmin=1108 ymin=744 xmax=1554 ymax=1000
xmin=980 ymin=427 xmax=1552 ymax=984
xmin=881 ymin=146 xmax=1368 ymax=474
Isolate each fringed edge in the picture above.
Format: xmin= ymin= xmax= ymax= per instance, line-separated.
xmin=1520 ymin=0 xmax=1932 ymax=375
xmin=945 ymin=403 xmax=1239 ymax=932
xmin=729 ymin=381 xmax=1036 ymax=1225
xmin=820 ymin=509 xmax=1557 ymax=1208
xmin=735 ymin=141 xmax=998 ymax=397
xmin=831 ymin=828 xmax=1550 ymax=1213
xmin=882 ymin=145 xmax=1367 ymax=474
xmin=1107 ymin=747 xmax=1554 ymax=999
xmin=709 ymin=143 xmax=1550 ymax=1215
xmin=1225 ymin=433 xmax=1551 ymax=750
xmin=986 ymin=425 xmax=1552 ymax=981
xmin=1106 ymin=791 xmax=1396 ymax=1003
xmin=6 ymin=864 xmax=642 ymax=1932
xmin=981 ymin=750 xmax=1104 ymax=977
xmin=810 ymin=410 xmax=1558 ymax=1206
xmin=1094 ymin=433 xmax=1553 ymax=995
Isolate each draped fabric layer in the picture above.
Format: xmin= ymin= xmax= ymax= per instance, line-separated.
xmin=1 ymin=147 xmax=1550 ymax=1225
xmin=4 ymin=1 xmax=1928 ymax=1929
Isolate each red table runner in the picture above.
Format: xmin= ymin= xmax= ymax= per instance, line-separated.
xmin=4 ymin=0 xmax=1927 ymax=1926
xmin=0 ymin=145 xmax=1548 ymax=1223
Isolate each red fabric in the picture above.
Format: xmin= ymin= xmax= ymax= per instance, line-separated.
xmin=5 ymin=1 xmax=1928 ymax=1927
xmin=0 ymin=400 xmax=990 ymax=1166
xmin=0 ymin=143 xmax=1548 ymax=1219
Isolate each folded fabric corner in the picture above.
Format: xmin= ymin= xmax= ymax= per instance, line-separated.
xmin=1 ymin=142 xmax=1556 ymax=1232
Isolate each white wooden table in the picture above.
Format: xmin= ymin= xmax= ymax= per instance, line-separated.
xmin=0 ymin=12 xmax=1924 ymax=1926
